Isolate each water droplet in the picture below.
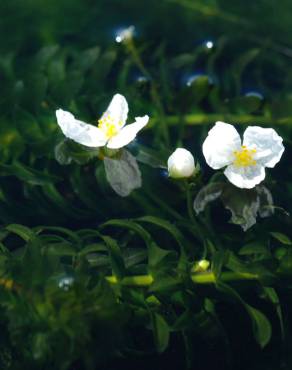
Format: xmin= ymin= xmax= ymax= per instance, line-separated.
xmin=136 ymin=75 xmax=148 ymax=84
xmin=160 ymin=169 xmax=169 ymax=179
xmin=244 ymin=91 xmax=264 ymax=100
xmin=115 ymin=25 xmax=135 ymax=43
xmin=205 ymin=40 xmax=214 ymax=49
xmin=183 ymin=73 xmax=212 ymax=87
xmin=58 ymin=276 xmax=74 ymax=291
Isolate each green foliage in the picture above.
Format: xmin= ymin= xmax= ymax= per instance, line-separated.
xmin=0 ymin=0 xmax=292 ymax=369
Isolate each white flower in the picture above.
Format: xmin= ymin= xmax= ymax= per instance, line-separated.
xmin=202 ymin=121 xmax=284 ymax=189
xmin=56 ymin=94 xmax=149 ymax=149
xmin=168 ymin=148 xmax=195 ymax=179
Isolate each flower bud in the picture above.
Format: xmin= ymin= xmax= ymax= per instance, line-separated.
xmin=192 ymin=259 xmax=210 ymax=273
xmin=167 ymin=148 xmax=195 ymax=179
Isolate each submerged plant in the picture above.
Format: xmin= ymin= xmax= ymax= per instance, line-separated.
xmin=202 ymin=121 xmax=284 ymax=188
xmin=0 ymin=3 xmax=292 ymax=368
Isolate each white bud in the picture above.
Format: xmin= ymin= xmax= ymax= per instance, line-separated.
xmin=167 ymin=148 xmax=195 ymax=179
xmin=192 ymin=259 xmax=210 ymax=273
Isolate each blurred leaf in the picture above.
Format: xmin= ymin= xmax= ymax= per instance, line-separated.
xmin=72 ymin=47 xmax=100 ymax=73
xmin=138 ymin=215 xmax=190 ymax=252
xmin=212 ymin=250 xmax=228 ymax=280
xmin=239 ymin=242 xmax=269 ymax=255
xmin=101 ymin=235 xmax=126 ymax=279
xmin=270 ymin=232 xmax=292 ymax=245
xmin=228 ymin=93 xmax=263 ymax=114
xmin=218 ymin=282 xmax=272 ymax=348
xmin=148 ymin=241 xmax=176 ymax=271
xmin=245 ymin=305 xmax=272 ymax=348
xmin=55 ymin=139 xmax=100 ymax=165
xmin=0 ymin=162 xmax=60 ymax=185
xmin=6 ymin=224 xmax=35 ymax=242
xmin=14 ymin=108 xmax=44 ymax=142
xmin=152 ymin=313 xmax=170 ymax=353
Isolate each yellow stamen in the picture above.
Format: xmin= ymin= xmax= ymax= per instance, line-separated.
xmin=233 ymin=146 xmax=257 ymax=167
xmin=98 ymin=114 xmax=123 ymax=139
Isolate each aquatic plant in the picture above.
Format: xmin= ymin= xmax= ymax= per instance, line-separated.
xmin=0 ymin=1 xmax=292 ymax=369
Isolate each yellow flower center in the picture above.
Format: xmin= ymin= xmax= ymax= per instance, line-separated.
xmin=98 ymin=114 xmax=123 ymax=139
xmin=233 ymin=145 xmax=257 ymax=167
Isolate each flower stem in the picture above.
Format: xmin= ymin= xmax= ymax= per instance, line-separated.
xmin=105 ymin=271 xmax=258 ymax=287
xmin=149 ymin=113 xmax=292 ymax=127
xmin=125 ymin=39 xmax=170 ymax=145
xmin=185 ymin=182 xmax=195 ymax=222
xmin=106 ymin=274 xmax=154 ymax=286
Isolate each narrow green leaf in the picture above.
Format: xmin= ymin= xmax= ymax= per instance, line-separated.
xmin=6 ymin=224 xmax=34 ymax=241
xmin=138 ymin=215 xmax=189 ymax=252
xmin=217 ymin=282 xmax=272 ymax=348
xmin=245 ymin=305 xmax=272 ymax=348
xmin=102 ymin=235 xmax=126 ymax=279
xmin=152 ymin=313 xmax=170 ymax=353
xmin=270 ymin=232 xmax=292 ymax=245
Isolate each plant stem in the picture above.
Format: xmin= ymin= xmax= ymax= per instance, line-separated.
xmin=125 ymin=38 xmax=170 ymax=145
xmin=191 ymin=271 xmax=257 ymax=284
xmin=149 ymin=113 xmax=292 ymax=127
xmin=185 ymin=182 xmax=195 ymax=222
xmin=105 ymin=271 xmax=258 ymax=287
xmin=106 ymin=274 xmax=154 ymax=286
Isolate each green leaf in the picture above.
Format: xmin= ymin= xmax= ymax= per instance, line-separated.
xmin=101 ymin=235 xmax=126 ymax=279
xmin=148 ymin=241 xmax=175 ymax=270
xmin=137 ymin=215 xmax=190 ymax=252
xmin=239 ymin=242 xmax=269 ymax=255
xmin=101 ymin=219 xmax=153 ymax=249
xmin=262 ymin=287 xmax=285 ymax=342
xmin=55 ymin=139 xmax=100 ymax=165
xmin=6 ymin=224 xmax=35 ymax=241
xmin=178 ymin=75 xmax=211 ymax=112
xmin=218 ymin=282 xmax=272 ymax=348
xmin=150 ymin=275 xmax=179 ymax=292
xmin=228 ymin=93 xmax=263 ymax=114
xmin=14 ymin=109 xmax=44 ymax=142
xmin=245 ymin=305 xmax=272 ymax=348
xmin=152 ymin=313 xmax=170 ymax=353
xmin=231 ymin=48 xmax=260 ymax=94
xmin=46 ymin=243 xmax=77 ymax=257
xmin=270 ymin=232 xmax=292 ymax=245
xmin=79 ymin=243 xmax=108 ymax=256
xmin=123 ymin=248 xmax=147 ymax=268
xmin=73 ymin=46 xmax=100 ymax=73
xmin=135 ymin=145 xmax=166 ymax=168
xmin=212 ymin=250 xmax=228 ymax=280
xmin=0 ymin=162 xmax=60 ymax=185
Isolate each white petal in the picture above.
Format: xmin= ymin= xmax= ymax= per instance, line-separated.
xmin=224 ymin=164 xmax=265 ymax=189
xmin=202 ymin=121 xmax=241 ymax=169
xmin=56 ymin=109 xmax=107 ymax=147
xmin=100 ymin=94 xmax=128 ymax=127
xmin=243 ymin=126 xmax=284 ymax=168
xmin=107 ymin=115 xmax=149 ymax=149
